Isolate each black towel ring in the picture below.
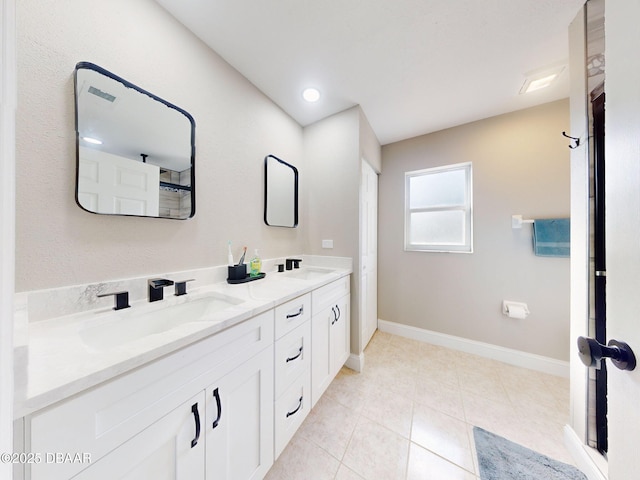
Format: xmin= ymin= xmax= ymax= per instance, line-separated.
xmin=562 ymin=131 xmax=580 ymax=149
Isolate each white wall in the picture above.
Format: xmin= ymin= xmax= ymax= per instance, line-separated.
xmin=379 ymin=100 xmax=571 ymax=361
xmin=304 ymin=107 xmax=362 ymax=353
xmin=16 ymin=0 xmax=305 ymax=292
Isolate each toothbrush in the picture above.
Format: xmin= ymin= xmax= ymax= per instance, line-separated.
xmin=228 ymin=241 xmax=234 ymax=266
xmin=238 ymin=246 xmax=247 ymax=265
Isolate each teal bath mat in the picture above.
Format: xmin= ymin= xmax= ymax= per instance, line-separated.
xmin=473 ymin=427 xmax=587 ymax=480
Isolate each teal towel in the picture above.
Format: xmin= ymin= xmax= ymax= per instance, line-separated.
xmin=533 ymin=218 xmax=570 ymax=257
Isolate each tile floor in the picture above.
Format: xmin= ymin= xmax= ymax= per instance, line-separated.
xmin=265 ymin=330 xmax=574 ymax=480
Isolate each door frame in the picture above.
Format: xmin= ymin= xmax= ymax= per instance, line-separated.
xmin=590 ymin=88 xmax=607 ymax=455
xmin=0 ymin=0 xmax=17 ymax=473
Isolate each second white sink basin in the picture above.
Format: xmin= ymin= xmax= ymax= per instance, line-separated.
xmin=282 ymin=267 xmax=335 ymax=280
xmin=80 ymin=292 xmax=244 ymax=351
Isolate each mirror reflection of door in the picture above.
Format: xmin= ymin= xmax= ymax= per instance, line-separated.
xmin=78 ymin=147 xmax=160 ymax=216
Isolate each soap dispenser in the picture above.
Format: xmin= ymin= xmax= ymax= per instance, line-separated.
xmin=249 ymin=249 xmax=262 ymax=277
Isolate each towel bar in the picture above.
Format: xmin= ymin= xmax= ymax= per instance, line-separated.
xmin=512 ymin=215 xmax=534 ymax=229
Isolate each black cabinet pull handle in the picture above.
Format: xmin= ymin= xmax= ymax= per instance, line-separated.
xmin=335 ymin=304 xmax=341 ymax=321
xmin=286 ymin=305 xmax=304 ymax=319
xmin=286 ymin=396 xmax=303 ymax=418
xmin=331 ymin=307 xmax=337 ymax=325
xmin=191 ymin=403 xmax=201 ymax=448
xmin=212 ymin=388 xmax=222 ymax=429
xmin=286 ymin=346 xmax=303 ymax=363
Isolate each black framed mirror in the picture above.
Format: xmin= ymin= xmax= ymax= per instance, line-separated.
xmin=74 ymin=62 xmax=196 ymax=219
xmin=264 ymin=154 xmax=298 ymax=228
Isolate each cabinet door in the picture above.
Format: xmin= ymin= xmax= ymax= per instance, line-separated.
xmin=330 ymin=294 xmax=350 ymax=378
xmin=205 ymin=346 xmax=274 ymax=480
xmin=72 ymin=392 xmax=205 ymax=480
xmin=312 ymin=294 xmax=351 ymax=407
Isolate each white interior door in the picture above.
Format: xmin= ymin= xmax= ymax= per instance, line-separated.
xmin=78 ymin=146 xmax=160 ymax=216
xmin=360 ymin=160 xmax=378 ymax=350
xmin=602 ymin=2 xmax=640 ymax=477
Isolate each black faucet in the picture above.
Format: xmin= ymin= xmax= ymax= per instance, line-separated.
xmin=285 ymin=258 xmax=302 ymax=270
xmin=148 ymin=278 xmax=174 ymax=302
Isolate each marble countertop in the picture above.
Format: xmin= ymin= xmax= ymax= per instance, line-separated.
xmin=14 ymin=259 xmax=351 ymax=418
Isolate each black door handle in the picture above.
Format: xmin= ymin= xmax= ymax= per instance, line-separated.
xmin=211 ymin=387 xmax=222 ymax=429
xmin=577 ymin=336 xmax=636 ymax=371
xmin=191 ymin=403 xmax=201 ymax=448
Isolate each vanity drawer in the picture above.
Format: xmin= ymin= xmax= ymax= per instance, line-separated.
xmin=274 ymin=320 xmax=311 ymax=397
xmin=312 ymin=276 xmax=350 ymax=313
xmin=274 ymin=293 xmax=311 ymax=339
xmin=274 ymin=368 xmax=311 ymax=459
xmin=27 ymin=311 xmax=274 ymax=480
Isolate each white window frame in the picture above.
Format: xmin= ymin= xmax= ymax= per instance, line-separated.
xmin=404 ymin=162 xmax=473 ymax=253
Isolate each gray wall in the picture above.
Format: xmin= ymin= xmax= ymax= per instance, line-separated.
xmin=16 ymin=0 xmax=305 ymax=291
xmin=379 ymin=100 xmax=571 ymax=361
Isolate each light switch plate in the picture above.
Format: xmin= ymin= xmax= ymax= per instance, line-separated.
xmin=322 ymin=239 xmax=334 ymax=249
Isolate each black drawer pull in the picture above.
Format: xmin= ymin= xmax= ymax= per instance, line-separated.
xmin=286 ymin=396 xmax=303 ymax=418
xmin=191 ymin=403 xmax=201 ymax=448
xmin=286 ymin=305 xmax=304 ymax=319
xmin=286 ymin=346 xmax=303 ymax=363
xmin=212 ymin=387 xmax=222 ymax=429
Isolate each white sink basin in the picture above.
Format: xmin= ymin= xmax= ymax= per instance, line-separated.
xmin=282 ymin=267 xmax=335 ymax=280
xmin=80 ymin=292 xmax=244 ymax=351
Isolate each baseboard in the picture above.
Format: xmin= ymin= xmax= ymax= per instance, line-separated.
xmin=377 ymin=319 xmax=569 ymax=378
xmin=345 ymin=352 xmax=364 ymax=373
xmin=563 ymin=425 xmax=607 ymax=480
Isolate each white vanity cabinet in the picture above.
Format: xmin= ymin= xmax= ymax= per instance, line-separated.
xmin=311 ymin=276 xmax=350 ymax=407
xmin=23 ymin=311 xmax=274 ymax=480
xmin=19 ymin=271 xmax=353 ymax=480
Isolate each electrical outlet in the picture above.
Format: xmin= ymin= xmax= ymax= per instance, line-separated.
xmin=322 ymin=239 xmax=334 ymax=249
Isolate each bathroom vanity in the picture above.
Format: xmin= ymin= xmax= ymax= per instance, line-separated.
xmin=13 ymin=257 xmax=351 ymax=480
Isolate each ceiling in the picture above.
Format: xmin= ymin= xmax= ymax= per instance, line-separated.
xmin=155 ymin=0 xmax=585 ymax=145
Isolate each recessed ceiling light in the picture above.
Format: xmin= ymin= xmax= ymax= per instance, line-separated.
xmin=302 ymin=87 xmax=320 ymax=103
xmin=519 ymin=66 xmax=565 ymax=94
xmin=82 ymin=136 xmax=103 ymax=145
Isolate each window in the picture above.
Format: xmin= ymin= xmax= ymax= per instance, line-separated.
xmin=404 ymin=162 xmax=472 ymax=253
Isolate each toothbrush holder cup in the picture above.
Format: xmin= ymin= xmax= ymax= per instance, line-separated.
xmin=227 ymin=265 xmax=247 ymax=281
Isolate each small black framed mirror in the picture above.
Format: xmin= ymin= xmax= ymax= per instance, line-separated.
xmin=74 ymin=62 xmax=196 ymax=219
xmin=264 ymin=154 xmax=298 ymax=228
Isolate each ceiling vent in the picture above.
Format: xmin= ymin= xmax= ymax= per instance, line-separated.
xmin=88 ymin=86 xmax=116 ymax=102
